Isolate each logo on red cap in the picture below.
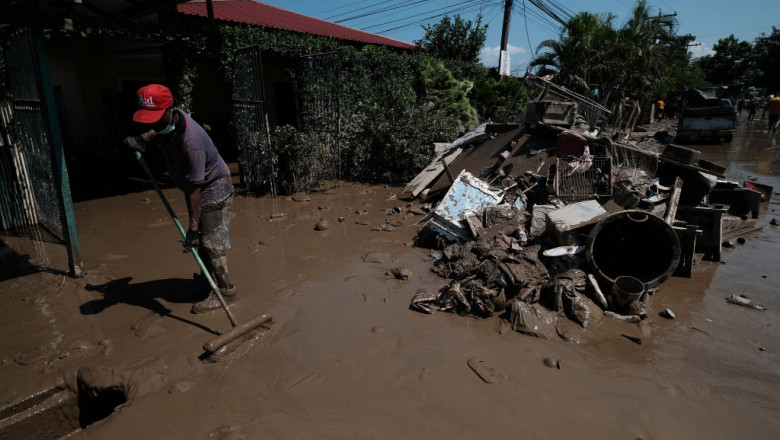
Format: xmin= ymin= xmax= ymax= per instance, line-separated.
xmin=133 ymin=84 xmax=173 ymax=124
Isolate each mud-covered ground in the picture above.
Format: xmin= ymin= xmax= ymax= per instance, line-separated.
xmin=1 ymin=117 xmax=779 ymax=439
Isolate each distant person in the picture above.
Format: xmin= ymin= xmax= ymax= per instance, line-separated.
xmin=667 ymin=99 xmax=679 ymax=119
xmin=656 ymin=99 xmax=664 ymax=120
xmin=747 ymin=98 xmax=757 ymax=121
xmin=768 ymin=94 xmax=780 ymax=133
xmin=123 ymin=84 xmax=239 ymax=313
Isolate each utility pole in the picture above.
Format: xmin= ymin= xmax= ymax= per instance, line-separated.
xmin=499 ymin=0 xmax=514 ymax=75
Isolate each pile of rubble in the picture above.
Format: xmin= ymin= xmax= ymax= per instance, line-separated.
xmin=405 ymin=100 xmax=773 ymax=339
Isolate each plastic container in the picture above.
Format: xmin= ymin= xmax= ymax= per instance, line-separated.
xmin=611 ymin=276 xmax=645 ymax=309
xmin=586 ymin=210 xmax=681 ymax=288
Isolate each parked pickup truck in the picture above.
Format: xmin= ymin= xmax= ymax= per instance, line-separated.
xmin=676 ymin=87 xmax=737 ymax=143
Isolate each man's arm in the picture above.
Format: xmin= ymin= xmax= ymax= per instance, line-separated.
xmin=184 ymin=183 xmax=203 ymax=231
xmin=182 ymin=182 xmax=203 ymax=252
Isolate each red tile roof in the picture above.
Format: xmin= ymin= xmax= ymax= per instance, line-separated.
xmin=177 ymin=0 xmax=416 ymax=49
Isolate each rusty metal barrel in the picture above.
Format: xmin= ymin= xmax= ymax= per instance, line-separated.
xmin=585 ymin=210 xmax=680 ymax=288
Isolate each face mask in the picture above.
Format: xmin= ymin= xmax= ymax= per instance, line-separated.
xmin=157 ymin=122 xmax=175 ymax=135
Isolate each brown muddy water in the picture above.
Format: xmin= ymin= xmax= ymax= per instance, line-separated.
xmin=1 ymin=119 xmax=779 ymax=439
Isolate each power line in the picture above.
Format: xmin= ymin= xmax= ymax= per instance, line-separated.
xmin=333 ymin=0 xmax=431 ymax=24
xmin=362 ymin=0 xmax=488 ymax=33
xmin=313 ymin=0 xmax=372 ymax=17
xmin=527 ymin=0 xmax=568 ymax=27
xmin=373 ymin=2 xmax=490 ymax=33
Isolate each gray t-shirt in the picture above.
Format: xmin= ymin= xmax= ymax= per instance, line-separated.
xmin=159 ymin=109 xmax=233 ymax=204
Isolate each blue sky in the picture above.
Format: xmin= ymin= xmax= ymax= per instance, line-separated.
xmin=261 ymin=0 xmax=778 ymax=74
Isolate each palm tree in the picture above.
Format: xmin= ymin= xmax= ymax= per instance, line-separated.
xmin=529 ymin=0 xmax=678 ymax=111
xmin=613 ymin=0 xmax=676 ymax=100
xmin=530 ymin=11 xmax=617 ymax=95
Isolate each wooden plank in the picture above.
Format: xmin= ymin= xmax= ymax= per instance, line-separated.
xmin=401 ymin=146 xmax=462 ymax=198
xmin=664 ymin=177 xmax=683 ymax=225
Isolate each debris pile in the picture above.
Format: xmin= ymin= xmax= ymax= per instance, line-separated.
xmin=406 ymin=100 xmax=773 ymax=337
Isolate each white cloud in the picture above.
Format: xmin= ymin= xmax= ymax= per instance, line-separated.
xmin=688 ymin=42 xmax=715 ymax=59
xmin=480 ymin=44 xmax=526 ymax=68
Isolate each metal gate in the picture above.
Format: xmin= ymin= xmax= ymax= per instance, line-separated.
xmin=299 ymin=51 xmax=341 ymax=181
xmin=0 ymin=28 xmax=82 ymax=276
xmin=231 ymin=45 xmax=276 ymax=195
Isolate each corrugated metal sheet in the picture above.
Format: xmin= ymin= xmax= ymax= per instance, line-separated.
xmin=177 ymin=0 xmax=416 ymax=49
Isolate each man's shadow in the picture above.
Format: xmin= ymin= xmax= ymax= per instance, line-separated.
xmin=81 ymin=277 xmax=219 ymax=335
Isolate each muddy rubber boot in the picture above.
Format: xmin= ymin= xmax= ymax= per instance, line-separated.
xmin=191 ymin=256 xmax=239 ymax=314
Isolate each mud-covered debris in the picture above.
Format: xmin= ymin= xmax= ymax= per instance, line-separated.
xmin=140 ymin=197 xmax=150 ymax=204
xmin=659 ymin=308 xmax=676 ymax=319
xmin=465 ymin=280 xmax=507 ymax=317
xmin=467 ymin=357 xmax=497 ymax=383
xmin=726 ymin=293 xmax=767 ymax=311
xmin=410 ymin=290 xmax=439 ymax=314
xmin=291 ymin=193 xmax=311 ymax=203
xmin=543 ymin=358 xmax=561 ymax=369
xmin=563 ymin=288 xmax=603 ymax=328
xmin=604 ymin=311 xmax=641 ymax=323
xmin=314 ymin=219 xmax=329 ymax=231
xmin=770 ymin=218 xmax=779 ymax=226
xmin=391 ymin=267 xmax=412 ymax=280
xmin=438 ymin=283 xmax=471 ymax=315
xmin=621 ymin=334 xmax=642 ymax=345
xmin=508 ymin=300 xmax=558 ymax=339
xmin=546 ymin=269 xmax=587 ymax=315
xmin=372 ymin=220 xmax=403 ymax=232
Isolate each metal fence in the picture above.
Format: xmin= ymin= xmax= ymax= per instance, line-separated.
xmin=1 ymin=28 xmax=82 ymax=276
xmin=298 ymin=51 xmax=341 ymax=181
xmin=231 ymin=45 xmax=276 ymax=195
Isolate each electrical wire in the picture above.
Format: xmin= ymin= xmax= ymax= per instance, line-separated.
xmin=314 ymin=0 xmax=373 ymax=17
xmin=363 ymin=0 xmax=488 ymax=33
xmin=334 ymin=0 xmax=431 ymax=24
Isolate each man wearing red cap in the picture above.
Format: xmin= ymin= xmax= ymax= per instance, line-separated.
xmin=124 ymin=84 xmax=238 ymax=313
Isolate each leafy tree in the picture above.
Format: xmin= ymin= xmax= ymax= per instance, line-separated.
xmin=753 ymin=27 xmax=780 ymax=93
xmin=658 ymin=34 xmax=707 ymax=99
xmin=418 ymin=57 xmax=478 ymax=133
xmin=415 ymin=14 xmax=488 ymax=64
xmin=470 ymin=76 xmax=529 ymax=122
xmin=696 ymin=35 xmax=758 ymax=86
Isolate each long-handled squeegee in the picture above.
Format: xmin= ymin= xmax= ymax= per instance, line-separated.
xmin=134 ymin=151 xmax=271 ymax=353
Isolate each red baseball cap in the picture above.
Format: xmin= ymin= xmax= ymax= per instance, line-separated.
xmin=133 ymin=84 xmax=174 ymax=123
